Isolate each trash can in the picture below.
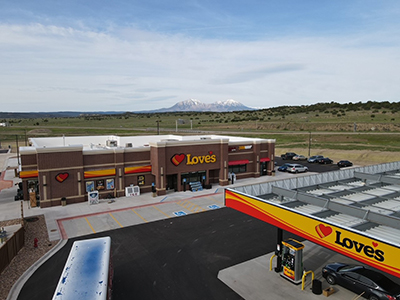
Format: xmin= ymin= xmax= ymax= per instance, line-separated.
xmin=312 ymin=279 xmax=322 ymax=295
xmin=61 ymin=197 xmax=67 ymax=206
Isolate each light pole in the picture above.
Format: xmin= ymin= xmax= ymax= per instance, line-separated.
xmin=308 ymin=132 xmax=311 ymax=157
xmin=16 ymin=135 xmax=20 ymax=165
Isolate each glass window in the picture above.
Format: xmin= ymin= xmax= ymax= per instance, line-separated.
xmin=96 ymin=179 xmax=105 ymax=190
xmin=229 ymin=164 xmax=247 ymax=174
xmin=138 ymin=175 xmax=145 ymax=186
xmin=343 ymin=272 xmax=360 ymax=281
xmin=86 ymin=181 xmax=94 ymax=192
xmin=106 ymin=179 xmax=115 ymax=190
xmin=358 ymin=275 xmax=375 ymax=287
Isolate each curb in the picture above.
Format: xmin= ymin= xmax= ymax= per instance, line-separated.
xmin=6 ymin=239 xmax=68 ymax=300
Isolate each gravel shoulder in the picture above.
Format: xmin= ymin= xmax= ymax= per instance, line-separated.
xmin=0 ymin=216 xmax=58 ymax=300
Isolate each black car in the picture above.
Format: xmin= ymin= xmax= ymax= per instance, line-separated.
xmin=338 ymin=160 xmax=353 ymax=168
xmin=281 ymin=152 xmax=297 ymax=160
xmin=318 ymin=157 xmax=333 ymax=164
xmin=322 ymin=263 xmax=400 ymax=300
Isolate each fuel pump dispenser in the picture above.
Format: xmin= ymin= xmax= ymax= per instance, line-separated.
xmin=281 ymin=238 xmax=304 ymax=284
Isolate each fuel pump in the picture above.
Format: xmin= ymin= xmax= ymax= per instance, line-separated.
xmin=281 ymin=238 xmax=304 ymax=284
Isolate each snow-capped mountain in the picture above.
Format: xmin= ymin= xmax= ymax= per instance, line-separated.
xmin=148 ymin=99 xmax=255 ymax=113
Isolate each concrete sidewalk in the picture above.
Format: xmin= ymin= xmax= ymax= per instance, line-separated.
xmin=218 ymin=240 xmax=358 ymax=300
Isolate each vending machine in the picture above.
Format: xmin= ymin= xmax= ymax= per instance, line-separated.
xmin=281 ymin=238 xmax=304 ymax=284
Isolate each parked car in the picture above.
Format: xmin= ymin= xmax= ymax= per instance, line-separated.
xmin=322 ymin=263 xmax=400 ymax=300
xmin=278 ymin=163 xmax=292 ymax=172
xmin=287 ymin=164 xmax=308 ymax=173
xmin=338 ymin=160 xmax=353 ymax=168
xmin=281 ymin=152 xmax=297 ymax=160
xmin=293 ymin=155 xmax=307 ymax=161
xmin=308 ymin=155 xmax=324 ymax=163
xmin=318 ymin=157 xmax=333 ymax=164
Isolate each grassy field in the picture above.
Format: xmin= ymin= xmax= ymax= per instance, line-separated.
xmin=1 ymin=108 xmax=400 ymax=165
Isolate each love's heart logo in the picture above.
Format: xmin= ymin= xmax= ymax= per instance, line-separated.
xmin=171 ymin=154 xmax=185 ymax=166
xmin=209 ymin=151 xmax=213 ymax=155
xmin=372 ymin=242 xmax=378 ymax=248
xmin=55 ymin=173 xmax=69 ymax=183
xmin=315 ymin=224 xmax=332 ymax=238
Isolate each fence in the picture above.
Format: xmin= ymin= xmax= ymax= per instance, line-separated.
xmin=0 ymin=226 xmax=25 ymax=274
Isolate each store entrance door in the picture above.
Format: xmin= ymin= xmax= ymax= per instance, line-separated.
xmin=28 ymin=179 xmax=39 ymax=207
xmin=260 ymin=162 xmax=268 ymax=176
xmin=181 ymin=171 xmax=206 ymax=184
xmin=166 ymin=174 xmax=177 ymax=191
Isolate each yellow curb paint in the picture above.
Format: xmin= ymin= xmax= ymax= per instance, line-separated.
xmin=85 ymin=217 xmax=96 ymax=233
xmin=109 ymin=213 xmax=123 ymax=228
xmin=152 ymin=205 xmax=171 ymax=218
xmin=131 ymin=209 xmax=148 ymax=222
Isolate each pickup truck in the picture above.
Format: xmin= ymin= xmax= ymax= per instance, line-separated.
xmin=281 ymin=152 xmax=297 ymax=160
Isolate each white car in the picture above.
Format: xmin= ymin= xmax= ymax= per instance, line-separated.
xmin=293 ymin=155 xmax=307 ymax=161
xmin=287 ymin=164 xmax=308 ymax=173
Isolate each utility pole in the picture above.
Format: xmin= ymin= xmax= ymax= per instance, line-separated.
xmin=156 ymin=120 xmax=160 ymax=135
xmin=308 ymin=132 xmax=311 ymax=157
xmin=16 ymin=135 xmax=20 ymax=165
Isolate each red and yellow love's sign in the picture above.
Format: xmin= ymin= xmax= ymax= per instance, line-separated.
xmin=225 ymin=189 xmax=400 ymax=278
xmin=171 ymin=152 xmax=216 ymax=166
xmin=55 ymin=173 xmax=69 ymax=183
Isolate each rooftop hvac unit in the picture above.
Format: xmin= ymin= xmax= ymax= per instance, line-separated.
xmin=106 ymin=140 xmax=118 ymax=147
xmin=125 ymin=143 xmax=133 ymax=148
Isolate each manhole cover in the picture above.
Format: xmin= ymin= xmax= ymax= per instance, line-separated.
xmin=25 ymin=217 xmax=39 ymax=222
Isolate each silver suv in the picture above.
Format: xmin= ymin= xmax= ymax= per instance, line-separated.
xmin=308 ymin=155 xmax=324 ymax=163
xmin=287 ymin=164 xmax=308 ymax=173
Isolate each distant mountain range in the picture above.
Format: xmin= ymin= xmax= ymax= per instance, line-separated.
xmin=141 ymin=99 xmax=254 ymax=113
xmin=0 ymin=99 xmax=254 ymax=118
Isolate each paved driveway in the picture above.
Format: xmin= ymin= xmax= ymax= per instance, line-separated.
xmin=18 ymin=208 xmax=293 ymax=300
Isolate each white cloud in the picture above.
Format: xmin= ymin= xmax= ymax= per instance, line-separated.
xmin=0 ymin=22 xmax=400 ymax=112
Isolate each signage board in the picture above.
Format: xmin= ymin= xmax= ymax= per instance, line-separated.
xmin=88 ymin=191 xmax=99 ymax=205
xmin=225 ymin=189 xmax=400 ymax=278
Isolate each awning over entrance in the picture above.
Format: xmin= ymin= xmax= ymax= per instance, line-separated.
xmin=228 ymin=159 xmax=249 ymax=166
xmin=260 ymin=157 xmax=270 ymax=162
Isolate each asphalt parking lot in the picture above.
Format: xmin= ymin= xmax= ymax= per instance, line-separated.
xmin=18 ymin=208 xmax=297 ymax=300
xmin=275 ymin=157 xmax=342 ymax=173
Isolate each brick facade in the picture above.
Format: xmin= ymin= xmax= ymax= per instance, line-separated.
xmin=19 ymin=135 xmax=275 ymax=207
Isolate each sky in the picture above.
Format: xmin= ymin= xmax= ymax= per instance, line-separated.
xmin=1 ymin=0 xmax=400 ymax=112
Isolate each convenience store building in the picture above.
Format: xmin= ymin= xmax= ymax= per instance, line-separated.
xmin=19 ymin=134 xmax=275 ymax=208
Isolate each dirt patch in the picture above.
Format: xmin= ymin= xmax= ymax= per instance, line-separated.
xmin=27 ymin=129 xmax=52 ymax=135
